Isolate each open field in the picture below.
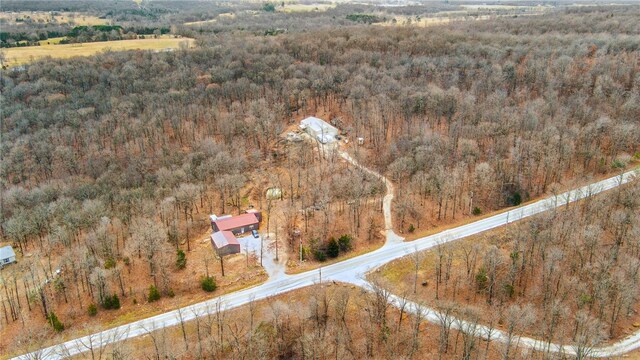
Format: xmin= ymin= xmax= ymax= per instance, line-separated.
xmin=37 ymin=37 xmax=66 ymax=46
xmin=184 ymin=12 xmax=235 ymax=26
xmin=375 ymin=15 xmax=456 ymax=27
xmin=376 ymin=12 xmax=548 ymax=28
xmin=279 ymin=3 xmax=336 ymax=13
xmin=459 ymin=4 xmax=551 ymax=11
xmin=1 ymin=36 xmax=195 ymax=67
xmin=0 ymin=11 xmax=108 ymax=26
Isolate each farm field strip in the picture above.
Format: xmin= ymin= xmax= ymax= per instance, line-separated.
xmin=2 ymin=37 xmax=195 ymax=67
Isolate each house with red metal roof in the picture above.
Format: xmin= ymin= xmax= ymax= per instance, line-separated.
xmin=210 ymin=213 xmax=260 ymax=235
xmin=209 ymin=211 xmax=262 ymax=256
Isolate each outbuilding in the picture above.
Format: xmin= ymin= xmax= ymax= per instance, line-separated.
xmin=0 ymin=246 xmax=17 ymax=268
xmin=266 ymin=188 xmax=282 ymax=200
xmin=300 ymin=116 xmax=338 ymax=144
xmin=245 ymin=209 xmax=263 ymax=222
xmin=210 ymin=231 xmax=241 ymax=256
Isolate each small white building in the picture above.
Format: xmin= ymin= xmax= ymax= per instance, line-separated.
xmin=300 ymin=117 xmax=338 ymax=144
xmin=0 ymin=246 xmax=17 ymax=267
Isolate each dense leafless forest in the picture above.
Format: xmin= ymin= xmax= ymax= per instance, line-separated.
xmin=375 ymin=180 xmax=640 ymax=356
xmin=15 ymin=283 xmax=526 ymax=360
xmin=1 ymin=0 xmax=639 ymax=357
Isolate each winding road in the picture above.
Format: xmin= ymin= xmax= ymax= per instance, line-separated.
xmin=14 ymin=162 xmax=639 ymax=359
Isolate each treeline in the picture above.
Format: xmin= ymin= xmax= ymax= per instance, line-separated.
xmin=0 ymin=23 xmax=175 ymax=49
xmin=0 ymin=25 xmax=173 ymax=48
xmin=67 ymin=25 xmax=122 ymax=36
xmin=0 ymin=27 xmax=68 ymax=48
xmin=346 ymin=14 xmax=384 ymax=24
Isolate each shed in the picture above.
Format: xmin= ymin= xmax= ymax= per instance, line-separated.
xmin=245 ymin=209 xmax=263 ymax=222
xmin=211 ymin=213 xmax=260 ymax=235
xmin=300 ymin=117 xmax=338 ymax=144
xmin=210 ymin=231 xmax=241 ymax=256
xmin=266 ymin=188 xmax=282 ymax=200
xmin=0 ymin=246 xmax=17 ymax=267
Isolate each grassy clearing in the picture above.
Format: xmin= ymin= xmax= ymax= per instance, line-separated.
xmin=459 ymin=4 xmax=551 ymax=11
xmin=184 ymin=13 xmax=235 ymax=26
xmin=2 ymin=36 xmax=195 ymax=67
xmin=374 ymin=14 xmax=511 ymax=28
xmin=38 ymin=37 xmax=66 ymax=46
xmin=375 ymin=15 xmax=454 ymax=27
xmin=376 ymin=5 xmax=551 ymax=28
xmin=0 ymin=11 xmax=108 ymax=26
xmin=278 ymin=3 xmax=336 ymax=13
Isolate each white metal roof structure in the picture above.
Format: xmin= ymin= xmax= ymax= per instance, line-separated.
xmin=300 ymin=116 xmax=338 ymax=144
xmin=0 ymin=245 xmax=16 ymax=260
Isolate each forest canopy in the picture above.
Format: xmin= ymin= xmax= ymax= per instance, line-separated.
xmin=1 ymin=1 xmax=639 ymax=357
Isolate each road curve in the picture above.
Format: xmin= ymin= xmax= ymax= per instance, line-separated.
xmin=14 ymin=169 xmax=638 ymax=359
xmin=356 ymin=274 xmax=640 ymax=359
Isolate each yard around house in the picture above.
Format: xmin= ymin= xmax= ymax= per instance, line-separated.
xmin=270 ymin=118 xmax=387 ymax=273
xmin=0 ymin=228 xmax=267 ymax=358
xmin=1 ymin=36 xmax=195 ymax=67
xmin=0 ymin=118 xmax=384 ymax=356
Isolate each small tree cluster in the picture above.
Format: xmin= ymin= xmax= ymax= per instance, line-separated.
xmin=87 ymin=304 xmax=98 ymax=316
xmin=262 ymin=3 xmax=276 ymax=12
xmin=47 ymin=312 xmax=64 ymax=332
xmin=148 ymin=285 xmax=161 ymax=302
xmin=200 ymin=276 xmax=217 ymax=292
xmin=313 ymin=235 xmax=353 ymax=261
xmin=102 ymin=294 xmax=121 ymax=310
xmin=175 ymin=249 xmax=187 ymax=270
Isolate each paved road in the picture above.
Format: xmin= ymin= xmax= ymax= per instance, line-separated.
xmin=15 ymin=169 xmax=638 ymax=359
xmin=370 ymin=289 xmax=640 ymax=359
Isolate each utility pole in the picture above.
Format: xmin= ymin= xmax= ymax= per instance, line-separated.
xmin=299 ymin=239 xmax=303 ymax=262
xmin=264 ymin=197 xmax=272 ymax=266
xmin=275 ymin=215 xmax=279 ymax=261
